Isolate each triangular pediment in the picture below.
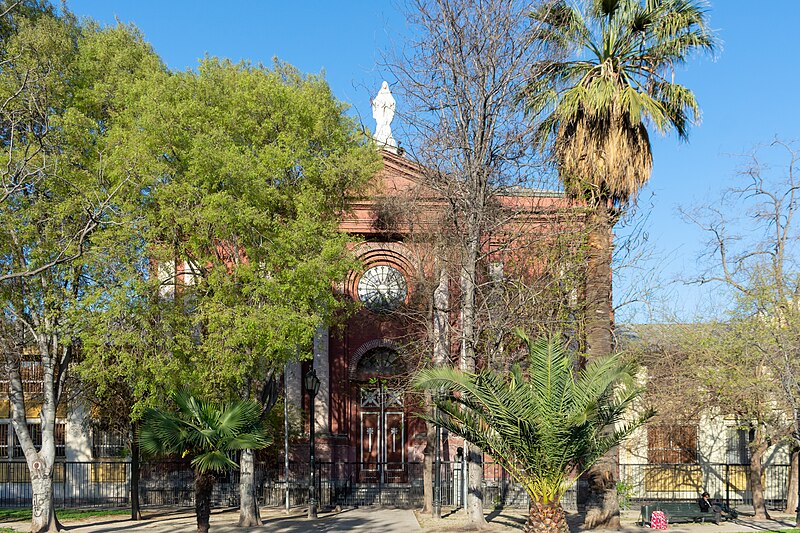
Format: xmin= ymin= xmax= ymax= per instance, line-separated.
xmin=366 ymin=149 xmax=430 ymax=198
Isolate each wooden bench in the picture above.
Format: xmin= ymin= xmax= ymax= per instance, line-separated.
xmin=640 ymin=502 xmax=718 ymax=525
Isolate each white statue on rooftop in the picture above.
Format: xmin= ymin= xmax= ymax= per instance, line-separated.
xmin=372 ymin=81 xmax=398 ymax=151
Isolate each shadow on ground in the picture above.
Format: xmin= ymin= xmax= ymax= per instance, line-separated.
xmin=36 ymin=506 xmax=424 ymax=533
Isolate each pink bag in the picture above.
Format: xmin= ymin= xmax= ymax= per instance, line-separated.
xmin=650 ymin=510 xmax=668 ymax=530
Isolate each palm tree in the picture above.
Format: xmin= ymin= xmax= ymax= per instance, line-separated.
xmin=524 ymin=4 xmax=714 ymax=525
xmin=414 ymin=334 xmax=653 ymax=533
xmin=525 ymin=0 xmax=715 ymax=356
xmin=139 ymin=391 xmax=270 ymax=533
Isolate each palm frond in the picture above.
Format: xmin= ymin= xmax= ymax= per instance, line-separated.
xmin=525 ymin=0 xmax=716 ymax=204
xmin=139 ymin=390 xmax=270 ymax=474
xmin=192 ymin=450 xmax=238 ymax=474
xmin=414 ymin=334 xmax=654 ymax=505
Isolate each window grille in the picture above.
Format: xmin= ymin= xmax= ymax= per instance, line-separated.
xmin=0 ymin=361 xmax=43 ymax=394
xmin=0 ymin=424 xmax=8 ymax=459
xmin=12 ymin=423 xmax=65 ymax=458
xmin=647 ymin=425 xmax=698 ymax=463
xmin=92 ymin=427 xmax=126 ymax=458
xmin=726 ymin=427 xmax=751 ymax=464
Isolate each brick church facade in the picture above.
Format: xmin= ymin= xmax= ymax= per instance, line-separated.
xmin=285 ymin=129 xmax=573 ymax=478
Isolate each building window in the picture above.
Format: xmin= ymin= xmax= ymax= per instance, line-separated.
xmin=0 ymin=424 xmax=8 ymax=459
xmin=157 ymin=260 xmax=176 ymax=299
xmin=647 ymin=425 xmax=698 ymax=464
xmin=20 ymin=362 xmax=43 ymax=394
xmin=357 ymin=265 xmax=407 ymax=313
xmin=0 ymin=361 xmax=43 ymax=395
xmin=356 ymin=348 xmax=403 ymax=380
xmin=11 ymin=423 xmax=65 ymax=459
xmin=726 ymin=427 xmax=751 ymax=465
xmin=93 ymin=427 xmax=126 ymax=458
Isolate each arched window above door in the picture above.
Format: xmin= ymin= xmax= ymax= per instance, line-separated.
xmin=354 ymin=347 xmax=403 ymax=381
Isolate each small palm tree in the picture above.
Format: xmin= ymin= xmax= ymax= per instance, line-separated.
xmin=414 ymin=334 xmax=653 ymax=533
xmin=139 ymin=391 xmax=270 ymax=533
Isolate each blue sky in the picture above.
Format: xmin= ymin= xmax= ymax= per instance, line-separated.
xmin=66 ymin=1 xmax=800 ymax=322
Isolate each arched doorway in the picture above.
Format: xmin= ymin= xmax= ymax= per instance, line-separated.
xmin=352 ymin=346 xmax=406 ymax=483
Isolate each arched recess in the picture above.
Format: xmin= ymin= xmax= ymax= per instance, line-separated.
xmin=348 ymin=339 xmax=403 ymax=381
xmin=345 ymin=242 xmax=417 ymax=303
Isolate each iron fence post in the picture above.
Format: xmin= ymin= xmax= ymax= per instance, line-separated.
xmin=725 ymin=463 xmax=730 ymax=509
xmin=461 ymin=449 xmax=467 ymax=514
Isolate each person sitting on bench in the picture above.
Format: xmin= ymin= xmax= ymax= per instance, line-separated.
xmin=698 ymin=492 xmax=722 ymax=524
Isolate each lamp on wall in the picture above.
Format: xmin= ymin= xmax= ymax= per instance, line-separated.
xmin=305 ymin=368 xmax=320 ymax=519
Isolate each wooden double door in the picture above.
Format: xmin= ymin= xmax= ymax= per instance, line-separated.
xmin=358 ymin=385 xmax=406 ymax=482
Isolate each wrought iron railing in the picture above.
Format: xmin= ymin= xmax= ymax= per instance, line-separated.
xmin=0 ymin=460 xmax=786 ymax=511
xmin=619 ymin=463 xmax=791 ymax=509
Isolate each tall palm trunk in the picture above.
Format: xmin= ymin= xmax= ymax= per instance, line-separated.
xmin=584 ymin=206 xmax=614 ymax=357
xmin=526 ymin=499 xmax=568 ymax=533
xmin=582 ymin=206 xmax=619 ymax=529
xmin=195 ymin=471 xmax=215 ymax=533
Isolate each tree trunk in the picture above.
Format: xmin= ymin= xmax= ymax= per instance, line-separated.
xmin=432 ymin=263 xmax=450 ymax=367
xmin=130 ymin=423 xmax=142 ymax=520
xmin=749 ymin=437 xmax=770 ymax=520
xmin=8 ymin=338 xmax=66 ymax=533
xmin=422 ymin=419 xmax=434 ymax=514
xmin=238 ymin=448 xmax=262 ymax=526
xmin=787 ymin=448 xmax=799 ymax=514
xmin=582 ymin=451 xmax=621 ymax=530
xmin=582 ymin=206 xmax=619 ymax=529
xmin=460 ymin=239 xmax=486 ymax=527
xmin=424 ymin=265 xmax=449 ymax=516
xmin=466 ymin=443 xmax=486 ymax=525
xmin=30 ymin=460 xmax=62 ymax=533
xmin=526 ymin=499 xmax=568 ymax=533
xmin=195 ymin=471 xmax=215 ymax=533
xmin=584 ymin=205 xmax=614 ymax=358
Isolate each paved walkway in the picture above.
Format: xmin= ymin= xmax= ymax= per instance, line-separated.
xmin=1 ymin=507 xmax=796 ymax=532
xmin=632 ymin=515 xmax=798 ymax=533
xmin=1 ymin=507 xmax=424 ymax=533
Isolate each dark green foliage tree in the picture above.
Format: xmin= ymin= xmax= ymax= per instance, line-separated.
xmin=414 ymin=334 xmax=652 ymax=533
xmin=139 ymin=391 xmax=270 ymax=533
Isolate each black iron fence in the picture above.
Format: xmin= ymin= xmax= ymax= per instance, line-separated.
xmin=257 ymin=460 xmax=558 ymax=510
xmin=0 ymin=459 xmax=551 ymax=510
xmin=619 ymin=463 xmax=791 ymax=509
xmin=0 ymin=460 xmax=787 ymax=511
